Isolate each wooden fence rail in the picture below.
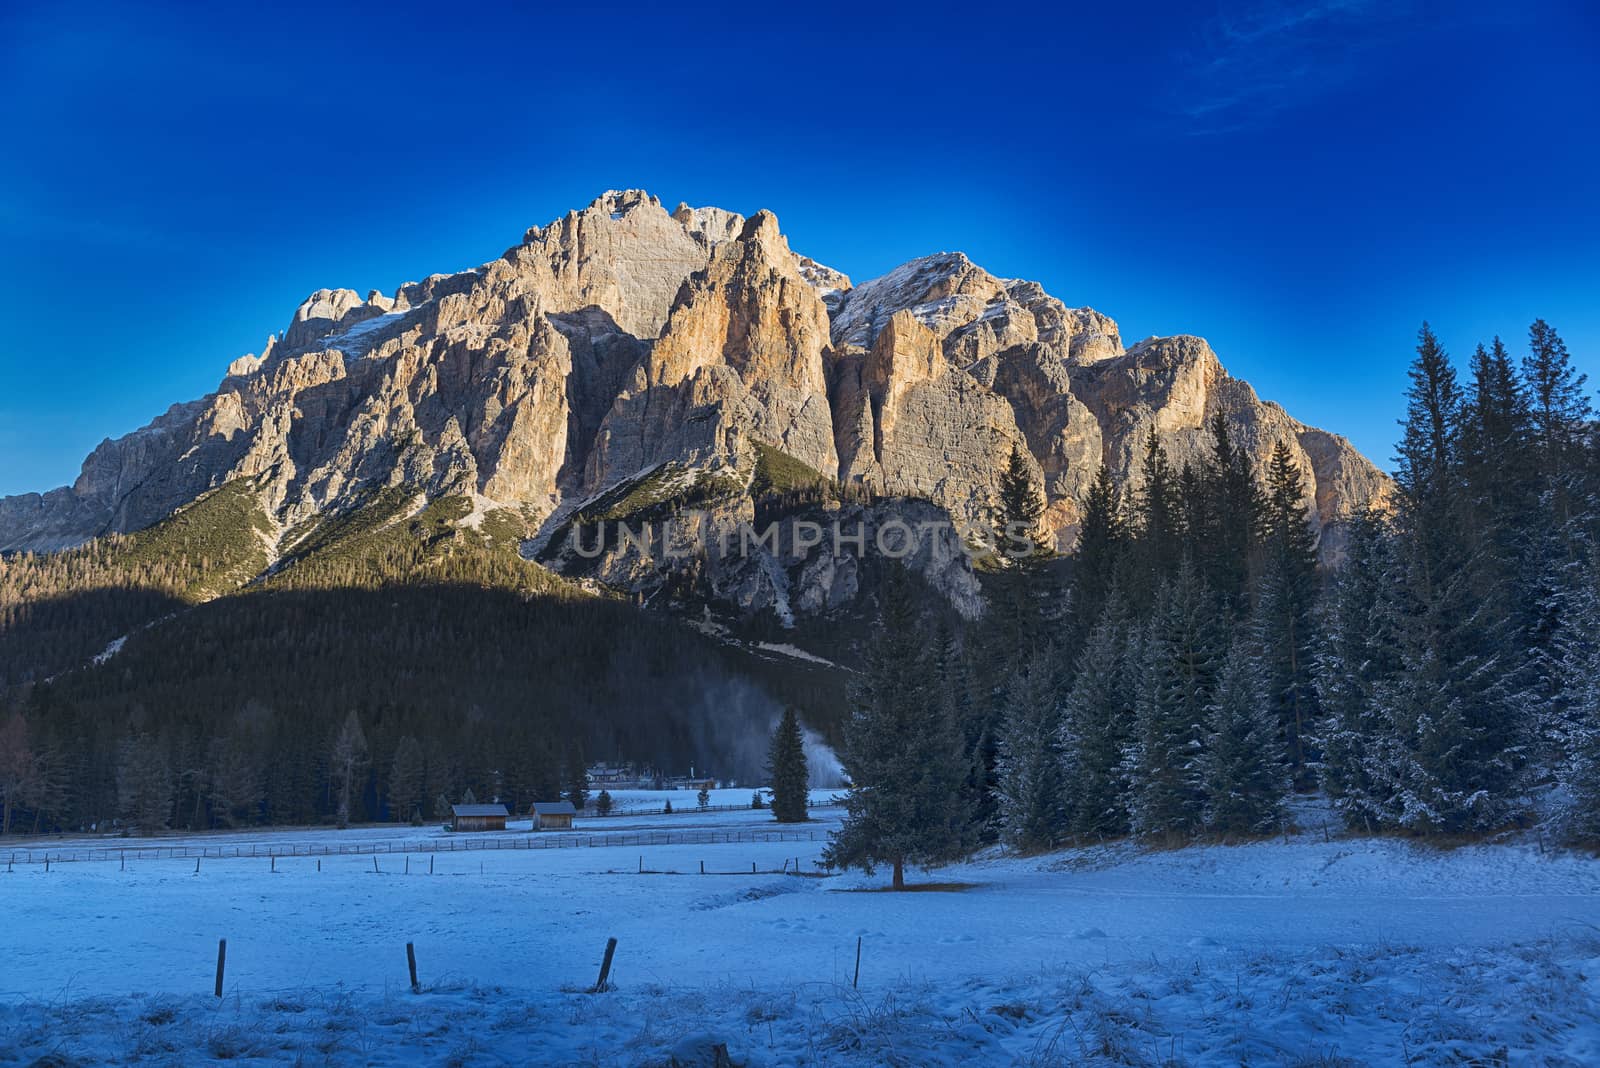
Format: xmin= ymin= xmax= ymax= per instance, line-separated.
xmin=5 ymin=827 xmax=821 ymax=867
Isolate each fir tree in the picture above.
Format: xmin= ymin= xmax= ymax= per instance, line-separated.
xmin=996 ymin=646 xmax=1065 ymax=851
xmin=1125 ymin=561 xmax=1220 ymax=840
xmin=117 ymin=732 xmax=172 ymax=836
xmin=767 ymin=706 xmax=810 ymax=823
xmin=1375 ymin=325 xmax=1527 ymax=832
xmin=1199 ymin=637 xmax=1288 ymax=836
xmin=563 ymin=740 xmax=589 ymax=811
xmin=0 ymin=712 xmax=37 ymax=837
xmin=1068 ymin=466 xmax=1127 ymax=641
xmin=387 ymin=735 xmax=425 ymax=823
xmin=1125 ymin=427 xmax=1184 ymax=608
xmin=1523 ymin=319 xmax=1590 ymax=521
xmin=595 ymin=789 xmax=613 ymax=816
xmin=996 ymin=444 xmax=1046 ymax=560
xmin=1256 ymin=441 xmax=1322 ymax=782
xmin=1198 ymin=413 xmax=1263 ymax=608
xmin=329 ymin=710 xmax=368 ymax=829
xmin=825 ymin=566 xmax=968 ymax=888
xmin=1059 ymin=594 xmax=1135 ymax=839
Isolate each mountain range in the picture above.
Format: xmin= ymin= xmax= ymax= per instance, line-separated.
xmin=0 ymin=190 xmax=1389 ymax=624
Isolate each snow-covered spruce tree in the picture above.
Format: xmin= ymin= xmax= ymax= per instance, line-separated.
xmin=1199 ymin=637 xmax=1288 ymax=836
xmin=1059 ymin=593 xmax=1135 ymax=840
xmin=767 ymin=706 xmax=810 ymax=823
xmin=1125 ymin=560 xmax=1220 ymax=841
xmin=1552 ymin=553 xmax=1600 ymax=840
xmin=1066 ymin=466 xmax=1128 ymax=647
xmin=996 ymin=646 xmax=1066 ymax=851
xmin=1314 ymin=510 xmax=1404 ymax=830
xmin=825 ymin=566 xmax=969 ymax=889
xmin=1196 ymin=412 xmax=1265 ymax=612
xmin=1123 ymin=428 xmax=1185 ymax=610
xmin=1255 ymin=441 xmax=1323 ymax=785
xmin=1376 ymin=324 xmax=1528 ymax=833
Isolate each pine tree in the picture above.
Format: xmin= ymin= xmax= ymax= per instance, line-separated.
xmin=996 ymin=445 xmax=1046 ymax=560
xmin=996 ymin=646 xmax=1065 ymax=851
xmin=825 ymin=566 xmax=968 ymax=888
xmin=1373 ymin=325 xmax=1527 ymax=832
xmin=1198 ymin=413 xmax=1263 ymax=609
xmin=1125 ymin=428 xmax=1184 ymax=609
xmin=117 ymin=733 xmax=172 ymax=836
xmin=1125 ymin=561 xmax=1220 ymax=840
xmin=387 ymin=735 xmax=425 ymax=823
xmin=1199 ymin=637 xmax=1288 ymax=835
xmin=1256 ymin=441 xmax=1322 ymax=782
xmin=0 ymin=711 xmax=37 ymax=836
xmin=1059 ymin=594 xmax=1135 ymax=839
xmin=1068 ymin=467 xmax=1127 ymax=641
xmin=595 ymin=789 xmax=613 ymax=816
xmin=1523 ymin=319 xmax=1590 ymax=524
xmin=563 ymin=740 xmax=589 ymax=811
xmin=329 ymin=710 xmax=368 ymax=829
xmin=767 ymin=706 xmax=810 ymax=823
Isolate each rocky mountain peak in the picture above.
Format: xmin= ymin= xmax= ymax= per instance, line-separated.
xmin=0 ymin=190 xmax=1391 ymax=582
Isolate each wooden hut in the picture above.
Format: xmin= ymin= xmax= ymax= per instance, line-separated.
xmin=450 ymin=803 xmax=509 ymax=832
xmin=531 ymin=801 xmax=577 ymax=830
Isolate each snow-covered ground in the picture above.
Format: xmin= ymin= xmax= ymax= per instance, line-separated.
xmin=2 ymin=801 xmax=1597 ymax=1065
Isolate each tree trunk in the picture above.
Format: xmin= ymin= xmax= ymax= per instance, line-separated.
xmin=892 ymin=857 xmax=905 ymax=890
xmin=2 ymin=797 xmax=10 ymax=837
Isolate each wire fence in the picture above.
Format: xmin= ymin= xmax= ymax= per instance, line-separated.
xmin=4 ymin=827 xmax=823 ymax=868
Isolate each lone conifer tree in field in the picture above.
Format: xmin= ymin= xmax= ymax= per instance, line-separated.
xmin=825 ymin=566 xmax=968 ymax=888
xmin=767 ymin=706 xmax=810 ymax=823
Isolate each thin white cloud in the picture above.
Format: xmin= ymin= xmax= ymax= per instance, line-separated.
xmin=1170 ymin=0 xmax=1415 ymax=134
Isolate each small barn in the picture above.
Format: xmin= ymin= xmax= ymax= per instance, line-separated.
xmin=531 ymin=801 xmax=577 ymax=830
xmin=451 ymin=803 xmax=509 ymax=832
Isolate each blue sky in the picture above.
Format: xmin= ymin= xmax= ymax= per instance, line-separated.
xmin=1 ymin=0 xmax=1596 ymax=497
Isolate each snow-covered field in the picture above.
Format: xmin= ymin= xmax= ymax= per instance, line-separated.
xmin=2 ymin=801 xmax=1598 ymax=1066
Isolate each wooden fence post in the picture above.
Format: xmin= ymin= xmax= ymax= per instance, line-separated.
xmin=373 ymin=857 xmax=379 ymax=874
xmin=429 ymin=856 xmax=434 ymax=875
xmin=271 ymin=855 xmax=275 ymax=873
xmin=406 ymin=942 xmax=419 ymax=992
xmin=592 ymin=937 xmax=618 ymax=993
xmin=214 ymin=939 xmax=227 ymax=998
xmin=853 ymin=936 xmax=862 ymax=989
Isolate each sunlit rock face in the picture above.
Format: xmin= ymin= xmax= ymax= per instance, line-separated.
xmin=0 ymin=190 xmax=1387 ymax=563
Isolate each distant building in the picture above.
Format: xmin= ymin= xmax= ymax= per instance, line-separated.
xmin=450 ymin=803 xmax=509 ymax=832
xmin=531 ymin=801 xmax=577 ymax=830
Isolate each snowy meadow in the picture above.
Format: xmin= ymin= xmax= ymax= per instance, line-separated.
xmin=2 ymin=798 xmax=1597 ymax=1066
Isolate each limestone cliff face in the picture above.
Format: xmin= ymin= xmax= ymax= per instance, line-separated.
xmin=587 ymin=211 xmax=839 ymax=489
xmin=0 ymin=190 xmax=1388 ymax=580
xmin=831 ymin=311 xmax=1036 ymax=534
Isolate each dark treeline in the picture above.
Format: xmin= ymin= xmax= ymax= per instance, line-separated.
xmin=827 ymin=320 xmax=1600 ymax=883
xmin=0 ymin=579 xmax=843 ymax=837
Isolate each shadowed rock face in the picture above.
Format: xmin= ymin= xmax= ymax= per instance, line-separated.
xmin=0 ymin=190 xmax=1388 ymax=565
